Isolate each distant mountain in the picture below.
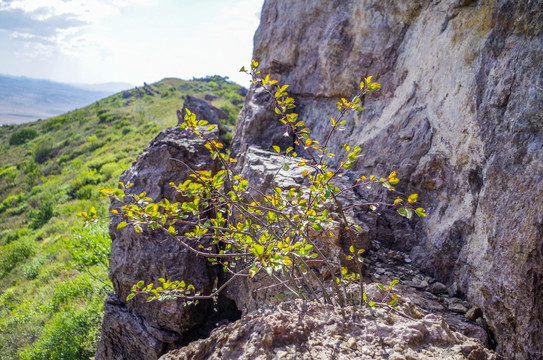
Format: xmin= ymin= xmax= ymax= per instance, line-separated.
xmin=0 ymin=74 xmax=132 ymax=125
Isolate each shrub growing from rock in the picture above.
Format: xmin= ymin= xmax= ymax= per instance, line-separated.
xmin=82 ymin=62 xmax=425 ymax=309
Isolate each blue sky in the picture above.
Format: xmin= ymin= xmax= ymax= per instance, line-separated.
xmin=0 ymin=0 xmax=265 ymax=86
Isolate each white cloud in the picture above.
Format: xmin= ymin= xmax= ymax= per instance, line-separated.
xmin=0 ymin=0 xmax=265 ymax=85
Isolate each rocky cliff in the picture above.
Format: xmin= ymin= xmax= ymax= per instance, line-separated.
xmin=233 ymin=0 xmax=542 ymax=358
xmin=95 ymin=0 xmax=542 ymax=359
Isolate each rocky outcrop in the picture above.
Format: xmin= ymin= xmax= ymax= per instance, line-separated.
xmin=177 ymin=95 xmax=228 ymax=126
xmin=95 ymin=127 xmax=240 ymax=360
xmin=160 ymin=299 xmax=498 ymax=360
xmin=232 ymin=0 xmax=543 ymax=358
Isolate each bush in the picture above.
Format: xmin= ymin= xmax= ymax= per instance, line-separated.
xmin=33 ymin=144 xmax=52 ymax=164
xmin=0 ymin=166 xmax=19 ymax=188
xmin=23 ymin=160 xmax=40 ymax=187
xmin=65 ymin=224 xmax=110 ymax=273
xmin=18 ymin=299 xmax=103 ymax=360
xmin=88 ymin=63 xmax=426 ymax=308
xmin=9 ymin=129 xmax=39 ymax=146
xmin=100 ymin=162 xmax=121 ymax=181
xmin=75 ymin=185 xmax=95 ymax=200
xmin=50 ymin=276 xmax=97 ymax=309
xmin=30 ymin=203 xmax=54 ymax=230
xmin=0 ymin=228 xmax=30 ymax=246
xmin=0 ymin=193 xmax=25 ymax=214
xmin=0 ymin=237 xmax=38 ymax=275
xmin=69 ymin=169 xmax=102 ymax=197
xmin=21 ymin=256 xmax=45 ymax=280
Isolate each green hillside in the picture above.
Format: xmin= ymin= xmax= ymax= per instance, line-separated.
xmin=0 ymin=76 xmax=245 ymax=359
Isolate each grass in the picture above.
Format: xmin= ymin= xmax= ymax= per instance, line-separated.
xmin=0 ymin=75 xmax=244 ymax=359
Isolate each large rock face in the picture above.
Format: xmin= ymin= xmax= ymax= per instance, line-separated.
xmin=232 ymin=0 xmax=543 ymax=358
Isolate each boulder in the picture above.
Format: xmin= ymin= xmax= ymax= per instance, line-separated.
xmin=94 ymin=126 xmax=238 ymax=360
xmin=177 ymin=95 xmax=227 ymax=126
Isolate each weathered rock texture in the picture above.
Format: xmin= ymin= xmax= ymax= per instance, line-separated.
xmin=95 ymin=127 xmax=236 ymax=360
xmin=177 ymin=95 xmax=228 ymax=126
xmin=160 ymin=299 xmax=498 ymax=360
xmin=232 ymin=0 xmax=543 ymax=358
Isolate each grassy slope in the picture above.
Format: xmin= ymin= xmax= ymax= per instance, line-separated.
xmin=0 ymin=76 xmax=245 ymax=360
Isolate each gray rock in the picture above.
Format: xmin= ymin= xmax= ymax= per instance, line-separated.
xmin=204 ymin=93 xmax=219 ymax=101
xmin=235 ymin=0 xmax=543 ymax=357
xmin=178 ymin=95 xmax=227 ymax=126
xmin=430 ymin=282 xmax=448 ymax=295
xmin=160 ymin=299 xmax=498 ymax=360
xmin=449 ymin=302 xmax=469 ymax=314
xmin=95 ymin=127 xmax=223 ymax=360
xmin=466 ymin=306 xmax=483 ymax=321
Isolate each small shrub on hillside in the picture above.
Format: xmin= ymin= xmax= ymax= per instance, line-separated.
xmin=0 ymin=166 xmax=19 ymax=188
xmin=65 ymin=224 xmax=110 ymax=279
xmin=5 ymin=204 xmax=28 ymax=217
xmin=0 ymin=228 xmax=30 ymax=246
xmin=57 ymin=155 xmax=70 ymax=165
xmin=23 ymin=160 xmax=40 ymax=187
xmin=0 ymin=237 xmax=38 ymax=275
xmin=100 ymin=163 xmax=121 ymax=181
xmin=49 ymin=276 xmax=98 ymax=310
xmin=69 ymin=169 xmax=101 ymax=196
xmin=44 ymin=115 xmax=68 ymax=131
xmin=21 ymin=256 xmax=45 ymax=280
xmin=33 ymin=144 xmax=52 ymax=164
xmin=0 ymin=193 xmax=25 ymax=214
xmin=30 ymin=203 xmax=54 ymax=230
xmin=18 ymin=299 xmax=103 ymax=360
xmin=75 ymin=185 xmax=95 ymax=200
xmin=9 ymin=129 xmax=39 ymax=146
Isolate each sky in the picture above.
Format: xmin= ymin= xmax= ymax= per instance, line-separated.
xmin=0 ymin=0 xmax=265 ymax=87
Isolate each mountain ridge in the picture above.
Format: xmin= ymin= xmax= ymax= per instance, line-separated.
xmin=0 ymin=74 xmax=133 ymax=125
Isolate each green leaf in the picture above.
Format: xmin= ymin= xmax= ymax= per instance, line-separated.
xmin=408 ymin=193 xmax=418 ymax=204
xmin=415 ymin=208 xmax=427 ymax=217
xmin=349 ymin=245 xmax=355 ymax=253
xmin=251 ymin=243 xmax=265 ymax=257
xmin=390 ymin=280 xmax=399 ymax=287
xmin=273 ymin=145 xmax=280 ymax=153
xmin=117 ymin=221 xmax=128 ymax=230
xmin=168 ymin=226 xmax=176 ymax=234
xmin=397 ymin=207 xmax=407 ymax=217
xmin=126 ymin=293 xmax=136 ymax=301
xmin=283 ymin=163 xmax=290 ymax=171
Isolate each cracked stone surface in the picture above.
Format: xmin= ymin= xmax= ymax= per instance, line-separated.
xmin=232 ymin=1 xmax=543 ymax=358
xmin=160 ymin=299 xmax=499 ymax=360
